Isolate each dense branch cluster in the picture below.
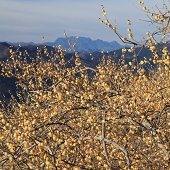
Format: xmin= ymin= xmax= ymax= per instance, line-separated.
xmin=0 ymin=0 xmax=170 ymax=169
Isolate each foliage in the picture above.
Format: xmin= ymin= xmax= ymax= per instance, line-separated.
xmin=0 ymin=1 xmax=170 ymax=169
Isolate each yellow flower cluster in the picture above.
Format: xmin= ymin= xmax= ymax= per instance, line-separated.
xmin=0 ymin=1 xmax=170 ymax=169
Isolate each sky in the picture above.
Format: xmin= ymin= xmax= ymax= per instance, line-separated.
xmin=0 ymin=0 xmax=165 ymax=44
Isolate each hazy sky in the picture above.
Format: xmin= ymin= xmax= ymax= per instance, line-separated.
xmin=0 ymin=0 xmax=164 ymax=44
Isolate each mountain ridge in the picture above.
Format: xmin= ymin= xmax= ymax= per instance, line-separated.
xmin=1 ymin=36 xmax=124 ymax=53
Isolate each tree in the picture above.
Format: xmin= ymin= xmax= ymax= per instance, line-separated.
xmin=0 ymin=1 xmax=170 ymax=169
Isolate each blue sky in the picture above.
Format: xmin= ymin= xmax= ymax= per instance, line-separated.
xmin=0 ymin=0 xmax=164 ymax=44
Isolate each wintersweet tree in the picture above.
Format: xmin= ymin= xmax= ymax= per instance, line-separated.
xmin=0 ymin=1 xmax=170 ymax=169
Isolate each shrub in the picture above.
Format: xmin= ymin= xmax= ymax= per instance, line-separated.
xmin=0 ymin=1 xmax=170 ymax=169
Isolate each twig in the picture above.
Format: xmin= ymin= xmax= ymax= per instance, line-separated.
xmin=102 ymin=111 xmax=112 ymax=167
xmin=82 ymin=136 xmax=131 ymax=167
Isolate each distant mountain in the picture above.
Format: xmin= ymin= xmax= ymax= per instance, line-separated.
xmin=47 ymin=36 xmax=123 ymax=52
xmin=0 ymin=41 xmax=154 ymax=62
xmin=5 ymin=41 xmax=36 ymax=46
xmin=3 ymin=36 xmax=124 ymax=53
xmin=0 ymin=42 xmax=10 ymax=60
xmin=0 ymin=41 xmax=155 ymax=72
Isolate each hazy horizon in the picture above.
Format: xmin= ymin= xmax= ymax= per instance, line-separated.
xmin=0 ymin=0 xmax=164 ymax=44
